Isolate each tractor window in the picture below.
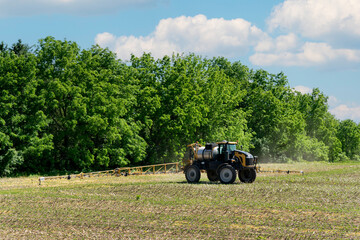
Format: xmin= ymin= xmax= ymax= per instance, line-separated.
xmin=227 ymin=144 xmax=236 ymax=152
xmin=219 ymin=145 xmax=223 ymax=154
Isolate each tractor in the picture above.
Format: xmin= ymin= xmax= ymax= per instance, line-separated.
xmin=183 ymin=141 xmax=258 ymax=184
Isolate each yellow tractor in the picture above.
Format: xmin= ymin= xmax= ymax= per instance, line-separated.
xmin=183 ymin=141 xmax=258 ymax=184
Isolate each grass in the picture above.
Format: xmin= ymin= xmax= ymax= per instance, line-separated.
xmin=0 ymin=162 xmax=359 ymax=239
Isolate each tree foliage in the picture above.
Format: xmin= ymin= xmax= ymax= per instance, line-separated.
xmin=0 ymin=37 xmax=359 ymax=175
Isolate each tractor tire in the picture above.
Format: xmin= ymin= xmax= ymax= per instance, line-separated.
xmin=207 ymin=170 xmax=219 ymax=182
xmin=219 ymin=165 xmax=236 ymax=184
xmin=239 ymin=168 xmax=256 ymax=183
xmin=185 ymin=165 xmax=201 ymax=183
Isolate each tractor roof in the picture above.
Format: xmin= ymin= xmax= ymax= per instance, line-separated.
xmin=216 ymin=141 xmax=237 ymax=145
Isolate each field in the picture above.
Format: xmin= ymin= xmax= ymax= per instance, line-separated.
xmin=0 ymin=162 xmax=359 ymax=239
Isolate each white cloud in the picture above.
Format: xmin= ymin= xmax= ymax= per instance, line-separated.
xmin=97 ymin=13 xmax=360 ymax=67
xmin=0 ymin=0 xmax=157 ymax=17
xmin=254 ymin=33 xmax=299 ymax=52
xmin=330 ymin=104 xmax=360 ymax=121
xmin=250 ymin=0 xmax=360 ymax=68
xmin=250 ymin=42 xmax=360 ymax=67
xmin=294 ymin=85 xmax=312 ymax=94
xmin=273 ymin=33 xmax=299 ymax=52
xmin=91 ymin=1 xmax=360 ymax=68
xmin=95 ymin=14 xmax=268 ymax=60
xmin=268 ymin=0 xmax=360 ymax=45
xmin=94 ymin=32 xmax=116 ymax=49
xmin=328 ymin=96 xmax=339 ymax=107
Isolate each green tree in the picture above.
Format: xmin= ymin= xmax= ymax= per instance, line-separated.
xmin=130 ymin=54 xmax=252 ymax=164
xmin=1 ymin=37 xmax=357 ymax=175
xmin=11 ymin=39 xmax=32 ymax=56
xmin=203 ymin=57 xmax=252 ymax=149
xmin=0 ymin=50 xmax=53 ymax=175
xmin=0 ymin=41 xmax=7 ymax=52
xmin=34 ymin=37 xmax=146 ymax=171
xmin=337 ymin=119 xmax=360 ymax=159
xmin=318 ymin=113 xmax=342 ymax=162
xmin=238 ymin=70 xmax=305 ymax=161
xmin=297 ymin=88 xmax=329 ymax=138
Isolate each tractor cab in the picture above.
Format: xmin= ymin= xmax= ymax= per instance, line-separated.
xmin=217 ymin=141 xmax=237 ymax=162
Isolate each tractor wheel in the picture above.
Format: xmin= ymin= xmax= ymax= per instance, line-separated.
xmin=185 ymin=165 xmax=201 ymax=183
xmin=239 ymin=168 xmax=256 ymax=183
xmin=219 ymin=165 xmax=236 ymax=184
xmin=207 ymin=170 xmax=219 ymax=182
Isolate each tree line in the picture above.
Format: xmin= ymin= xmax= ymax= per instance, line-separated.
xmin=1 ymin=37 xmax=359 ymax=176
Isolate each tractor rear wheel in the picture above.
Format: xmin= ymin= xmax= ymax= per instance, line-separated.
xmin=185 ymin=165 xmax=201 ymax=183
xmin=207 ymin=170 xmax=219 ymax=182
xmin=239 ymin=168 xmax=256 ymax=183
xmin=219 ymin=165 xmax=236 ymax=184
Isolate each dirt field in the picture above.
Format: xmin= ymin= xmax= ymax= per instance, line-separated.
xmin=0 ymin=162 xmax=359 ymax=239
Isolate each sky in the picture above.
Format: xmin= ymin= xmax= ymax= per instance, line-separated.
xmin=1 ymin=0 xmax=360 ymax=122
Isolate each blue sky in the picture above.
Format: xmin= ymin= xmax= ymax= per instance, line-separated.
xmin=1 ymin=0 xmax=360 ymax=122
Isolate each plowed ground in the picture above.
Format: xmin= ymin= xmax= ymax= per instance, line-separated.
xmin=0 ymin=162 xmax=359 ymax=239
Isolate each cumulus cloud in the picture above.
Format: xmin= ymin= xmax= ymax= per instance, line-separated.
xmin=97 ymin=12 xmax=360 ymax=67
xmin=254 ymin=33 xmax=300 ymax=53
xmin=326 ymin=96 xmax=360 ymax=122
xmin=330 ymin=104 xmax=360 ymax=121
xmin=91 ymin=1 xmax=360 ymax=68
xmin=250 ymin=42 xmax=360 ymax=67
xmin=294 ymin=85 xmax=312 ymax=94
xmin=95 ymin=14 xmax=268 ymax=60
xmin=0 ymin=0 xmax=157 ymax=17
xmin=248 ymin=0 xmax=360 ymax=68
xmin=267 ymin=0 xmax=360 ymax=46
xmin=327 ymin=96 xmax=339 ymax=107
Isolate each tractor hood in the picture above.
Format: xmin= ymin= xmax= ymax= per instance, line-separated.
xmin=235 ymin=150 xmax=254 ymax=159
xmin=235 ymin=150 xmax=256 ymax=166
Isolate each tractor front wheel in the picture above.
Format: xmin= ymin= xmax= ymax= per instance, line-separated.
xmin=185 ymin=165 xmax=201 ymax=183
xmin=239 ymin=168 xmax=256 ymax=183
xmin=219 ymin=165 xmax=236 ymax=184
